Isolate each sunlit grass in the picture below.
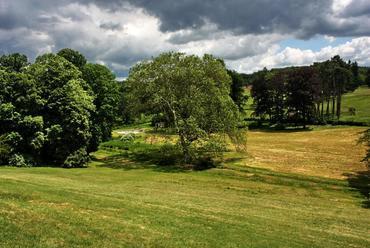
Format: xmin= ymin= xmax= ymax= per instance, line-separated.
xmin=341 ymin=86 xmax=370 ymax=123
xmin=1 ymin=126 xmax=369 ymax=247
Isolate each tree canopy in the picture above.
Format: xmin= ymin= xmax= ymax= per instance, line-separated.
xmin=125 ymin=52 xmax=240 ymax=163
xmin=0 ymin=50 xmax=121 ymax=167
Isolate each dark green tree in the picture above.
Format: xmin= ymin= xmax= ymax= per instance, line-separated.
xmin=227 ymin=70 xmax=248 ymax=111
xmin=250 ymin=68 xmax=273 ymax=120
xmin=0 ymin=69 xmax=44 ymax=165
xmin=268 ymin=71 xmax=287 ymax=124
xmin=82 ymin=63 xmax=121 ymax=151
xmin=286 ymin=67 xmax=318 ymax=128
xmin=349 ymin=61 xmax=360 ymax=91
xmin=0 ymin=53 xmax=28 ymax=72
xmin=27 ymin=53 xmax=94 ymax=167
xmin=57 ymin=48 xmax=87 ymax=69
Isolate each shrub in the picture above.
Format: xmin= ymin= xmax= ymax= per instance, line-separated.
xmin=158 ymin=143 xmax=182 ymax=165
xmin=8 ymin=154 xmax=29 ymax=167
xmin=120 ymin=134 xmax=136 ymax=142
xmin=63 ymin=148 xmax=90 ymax=168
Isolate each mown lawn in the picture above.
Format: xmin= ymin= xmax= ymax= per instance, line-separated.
xmin=0 ymin=126 xmax=369 ymax=248
xmin=341 ymin=86 xmax=370 ymax=123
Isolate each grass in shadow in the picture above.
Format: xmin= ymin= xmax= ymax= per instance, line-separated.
xmin=94 ymin=137 xmax=224 ymax=172
xmin=344 ymin=170 xmax=370 ymax=208
xmin=249 ymin=126 xmax=314 ymax=133
xmin=94 ymin=139 xmax=189 ymax=173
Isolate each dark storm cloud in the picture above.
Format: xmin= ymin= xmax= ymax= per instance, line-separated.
xmin=126 ymin=0 xmax=370 ymax=38
xmin=1 ymin=0 xmax=370 ymax=75
xmin=341 ymin=0 xmax=370 ymax=17
xmin=3 ymin=0 xmax=368 ymax=37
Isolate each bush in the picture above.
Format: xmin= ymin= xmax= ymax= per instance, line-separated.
xmin=187 ymin=137 xmax=228 ymax=169
xmin=63 ymin=148 xmax=90 ymax=168
xmin=120 ymin=134 xmax=136 ymax=142
xmin=8 ymin=154 xmax=29 ymax=167
xmin=158 ymin=143 xmax=182 ymax=165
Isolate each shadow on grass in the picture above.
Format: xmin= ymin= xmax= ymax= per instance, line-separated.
xmin=344 ymin=170 xmax=370 ymax=209
xmin=93 ymin=153 xmax=187 ymax=173
xmin=248 ymin=125 xmax=313 ymax=133
xmin=92 ymin=144 xmax=197 ymax=173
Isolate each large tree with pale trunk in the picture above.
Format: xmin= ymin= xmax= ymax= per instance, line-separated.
xmin=125 ymin=52 xmax=241 ymax=163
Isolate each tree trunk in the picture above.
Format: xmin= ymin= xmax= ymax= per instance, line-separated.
xmin=179 ymin=134 xmax=191 ymax=164
xmin=332 ymin=96 xmax=335 ymax=118
xmin=316 ymin=103 xmax=320 ymax=118
xmin=336 ymin=93 xmax=342 ymax=119
xmin=326 ymin=98 xmax=330 ymax=116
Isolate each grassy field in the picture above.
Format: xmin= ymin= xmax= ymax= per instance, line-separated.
xmin=341 ymin=86 xmax=370 ymax=123
xmin=1 ymin=126 xmax=369 ymax=247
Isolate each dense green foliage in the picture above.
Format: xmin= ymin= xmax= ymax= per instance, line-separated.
xmin=227 ymin=69 xmax=248 ymax=111
xmin=125 ymin=52 xmax=240 ymax=163
xmin=0 ymin=50 xmax=121 ymax=167
xmin=57 ymin=48 xmax=87 ymax=69
xmin=0 ymin=53 xmax=28 ymax=72
xmin=82 ymin=63 xmax=121 ymax=151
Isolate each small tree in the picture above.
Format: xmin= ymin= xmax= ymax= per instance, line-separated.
xmin=125 ymin=52 xmax=240 ymax=163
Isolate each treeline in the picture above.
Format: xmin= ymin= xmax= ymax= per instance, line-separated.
xmin=250 ymin=55 xmax=368 ymax=127
xmin=0 ymin=49 xmax=122 ymax=167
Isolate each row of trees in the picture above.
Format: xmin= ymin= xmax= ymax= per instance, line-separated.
xmin=0 ymin=49 xmax=121 ymax=167
xmin=251 ymin=56 xmax=359 ymax=126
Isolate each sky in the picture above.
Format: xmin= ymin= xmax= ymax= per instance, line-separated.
xmin=1 ymin=0 xmax=370 ymax=79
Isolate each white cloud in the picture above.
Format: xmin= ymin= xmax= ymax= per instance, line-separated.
xmin=324 ymin=35 xmax=336 ymax=43
xmin=332 ymin=0 xmax=353 ymax=13
xmin=227 ymin=37 xmax=370 ymax=73
xmin=1 ymin=0 xmax=370 ymax=77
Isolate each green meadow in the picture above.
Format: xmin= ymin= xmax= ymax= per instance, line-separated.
xmin=1 ymin=126 xmax=369 ymax=248
xmin=341 ymin=86 xmax=370 ymax=123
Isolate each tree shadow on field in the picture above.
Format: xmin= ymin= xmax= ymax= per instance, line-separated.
xmin=344 ymin=170 xmax=370 ymax=209
xmin=248 ymin=125 xmax=313 ymax=133
xmin=92 ymin=148 xmax=190 ymax=173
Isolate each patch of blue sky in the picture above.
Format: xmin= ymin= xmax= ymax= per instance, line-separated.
xmin=279 ymin=36 xmax=353 ymax=52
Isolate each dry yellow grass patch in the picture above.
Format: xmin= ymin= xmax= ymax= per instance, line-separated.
xmin=240 ymin=127 xmax=368 ymax=179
